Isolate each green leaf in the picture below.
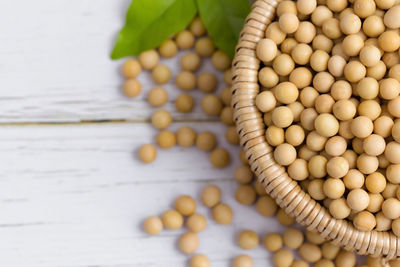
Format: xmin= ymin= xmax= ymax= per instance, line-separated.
xmin=111 ymin=0 xmax=197 ymax=59
xmin=196 ymin=0 xmax=251 ymax=58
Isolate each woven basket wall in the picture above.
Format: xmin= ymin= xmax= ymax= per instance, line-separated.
xmin=232 ymin=0 xmax=400 ymax=260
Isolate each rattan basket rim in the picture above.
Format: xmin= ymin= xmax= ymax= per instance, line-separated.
xmin=232 ymin=0 xmax=400 ymax=260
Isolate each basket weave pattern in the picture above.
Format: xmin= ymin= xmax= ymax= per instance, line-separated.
xmin=232 ymin=0 xmax=400 ymax=260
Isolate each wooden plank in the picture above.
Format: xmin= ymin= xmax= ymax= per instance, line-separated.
xmin=0 ymin=0 xmax=227 ymax=123
xmin=0 ymin=122 xmax=282 ymax=266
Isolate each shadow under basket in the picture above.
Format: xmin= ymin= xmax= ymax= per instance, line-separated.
xmin=232 ymin=0 xmax=400 ymax=261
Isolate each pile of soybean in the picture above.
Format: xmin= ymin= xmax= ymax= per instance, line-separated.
xmin=256 ymin=0 xmax=400 ymax=235
xmin=119 ymin=12 xmax=400 ymax=267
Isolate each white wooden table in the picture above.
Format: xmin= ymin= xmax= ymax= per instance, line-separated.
xmin=0 ymin=1 xmax=283 ymax=266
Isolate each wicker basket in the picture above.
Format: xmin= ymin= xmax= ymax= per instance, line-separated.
xmin=232 ymin=0 xmax=400 ymax=261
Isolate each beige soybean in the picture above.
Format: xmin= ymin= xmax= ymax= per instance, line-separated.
xmin=265 ymin=22 xmax=287 ymax=45
xmin=274 ymin=82 xmax=299 ymax=104
xmin=259 ymin=67 xmax=279 ymax=88
xmin=378 ymin=31 xmax=400 ymax=52
xmin=279 ymin=13 xmax=299 ymax=34
xmin=158 ymin=39 xmax=178 ymax=58
xmin=288 ymin=158 xmax=309 ymax=181
xmin=283 ymin=228 xmax=304 ymax=249
xmin=274 ymin=143 xmax=296 ymax=166
xmin=358 ymin=100 xmax=381 ymax=121
xmin=233 ymin=255 xmax=253 ymax=267
xmin=238 ymin=230 xmax=259 ymax=250
xmin=235 ymin=185 xmax=256 ymax=205
xmin=195 ymin=37 xmax=215 ymax=57
xmin=276 ymin=208 xmax=295 ymax=226
xmin=189 ymin=17 xmax=206 ymax=36
xmin=186 ymin=213 xmax=207 ymax=233
xmin=273 ymin=54 xmax=295 ymax=76
xmin=310 ymin=50 xmax=329 ymax=72
xmin=196 ymin=131 xmax=217 ymax=152
xmin=176 ymin=94 xmax=194 ymax=113
xmin=322 ymin=18 xmax=342 ymax=39
xmin=138 ymin=144 xmax=157 ymax=163
xmin=340 ymin=13 xmax=361 ymax=35
xmin=300 ymin=86 xmax=319 ymax=108
xmin=367 ymin=193 xmax=384 ymax=213
xmin=272 ymin=106 xmax=294 ymax=128
xmin=212 ymin=203 xmax=233 ymax=225
xmin=180 ymin=53 xmax=202 ymax=72
xmin=201 ymin=94 xmax=223 ymax=116
xmin=201 ymin=185 xmax=221 ymax=208
xmin=360 ymin=45 xmax=381 ymax=67
xmin=380 ymin=78 xmax=400 ymax=100
xmin=321 ymin=242 xmax=340 ymax=260
xmin=178 ymin=232 xmax=199 ymax=254
xmin=382 ymin=198 xmax=400 ymax=219
xmin=175 ymin=195 xmax=196 ymax=216
xmin=331 ymin=80 xmax=352 ymax=100
xmin=329 ymin=198 xmax=351 ymax=219
xmin=280 ymin=38 xmax=298 ymax=54
xmin=308 ymin=155 xmax=328 ymax=178
xmin=297 ymin=0 xmax=317 ymax=15
xmin=156 ymin=130 xmax=176 ymax=149
xmin=138 ymin=50 xmax=159 ymax=70
xmin=363 ymin=134 xmax=386 ymax=156
xmin=190 ymin=254 xmax=210 ymax=267
xmin=176 ymin=127 xmax=196 ymax=147
xmin=285 ymin=125 xmax=305 ymax=146
xmin=292 ymin=44 xmax=313 ymax=65
xmin=325 ymin=136 xmax=347 ymax=157
xmin=175 ymin=30 xmax=195 ymax=50
xmin=151 ymin=110 xmax=172 ymax=129
xmin=311 ymin=6 xmax=333 ymax=27
xmin=289 ymin=67 xmax=312 ymax=89
xmin=323 ymin=178 xmax=346 ymax=199
xmin=256 ymin=91 xmax=276 ymax=113
xmin=344 ymin=61 xmax=366 ymax=83
xmin=211 ymin=50 xmax=231 ymax=71
xmin=335 ymin=250 xmax=356 ymax=267
xmin=176 ymin=71 xmax=196 ymax=91
xmin=152 ymin=65 xmax=171 ymax=84
xmin=328 ymin=55 xmax=346 ymax=77
xmin=385 ymin=141 xmax=400 ymax=164
xmin=347 ymin=188 xmax=370 ymax=212
xmin=143 ymin=216 xmax=163 ymax=235
xmin=256 ymin=195 xmax=278 ymax=217
xmin=122 ymin=79 xmax=142 ymax=98
xmin=161 ymin=209 xmax=183 ymax=230
xmin=273 ymin=249 xmax=294 ymax=267
xmin=147 ymin=87 xmax=168 ymax=107
xmin=388 ymin=96 xmax=400 ymax=117
xmin=298 ymin=243 xmax=322 ymax=263
xmin=351 ymin=116 xmax=373 ymax=138
xmin=210 ymin=147 xmax=230 ymax=168
xmin=235 ymin=165 xmax=253 ymax=184
xmin=264 ymin=233 xmax=283 ymax=252
xmin=308 ymin=179 xmax=326 ymax=201
xmin=198 ymin=72 xmax=218 ymax=93
xmin=315 ymin=94 xmax=334 ymax=114
xmin=121 ymin=59 xmax=141 ymax=79
xmin=314 ymin=113 xmax=339 ymax=137
xmin=256 ymin=38 xmax=278 ymax=62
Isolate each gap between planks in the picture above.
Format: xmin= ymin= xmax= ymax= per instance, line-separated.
xmin=0 ymin=117 xmax=221 ymax=127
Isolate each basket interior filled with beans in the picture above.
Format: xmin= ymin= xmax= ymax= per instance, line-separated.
xmin=232 ymin=0 xmax=400 ymax=260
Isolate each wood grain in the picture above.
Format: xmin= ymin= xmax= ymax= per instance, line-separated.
xmin=0 ymin=1 xmax=283 ymax=266
xmin=0 ymin=0 xmax=224 ymax=123
xmin=0 ymin=123 xmax=283 ymax=267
